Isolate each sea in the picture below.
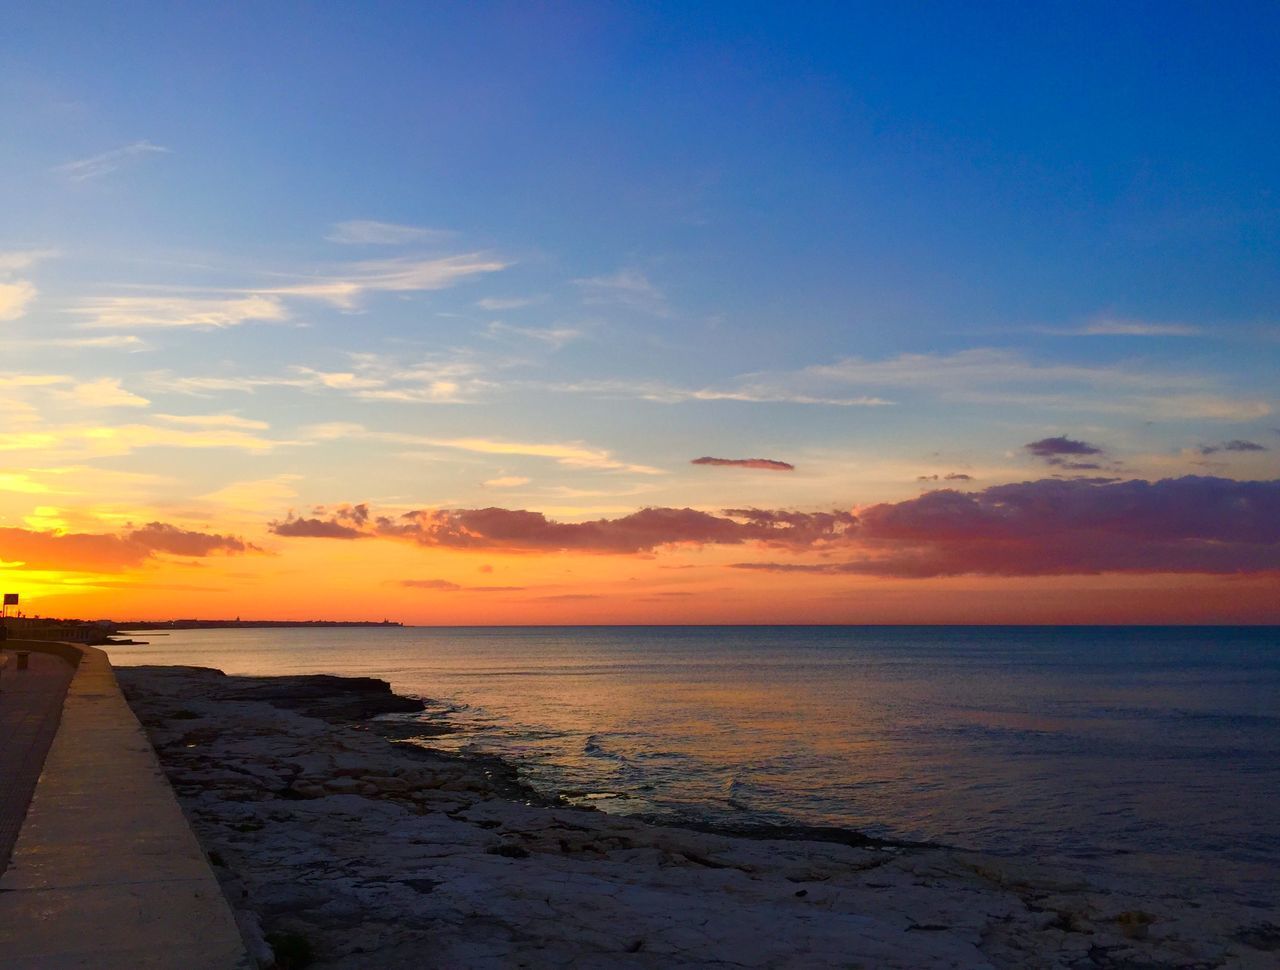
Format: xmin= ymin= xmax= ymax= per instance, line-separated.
xmin=110 ymin=625 xmax=1280 ymax=902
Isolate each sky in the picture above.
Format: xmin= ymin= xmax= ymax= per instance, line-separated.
xmin=1 ymin=2 xmax=1278 ymax=624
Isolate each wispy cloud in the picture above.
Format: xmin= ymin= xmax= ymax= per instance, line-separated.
xmin=0 ymin=421 xmax=285 ymax=458
xmin=0 ymin=281 xmax=37 ymax=321
xmin=574 ymin=268 xmax=668 ymax=315
xmin=31 ymin=335 xmax=151 ymax=351
xmin=0 ymin=250 xmax=57 ymax=273
xmin=555 ymin=378 xmax=892 ymax=408
xmin=477 ymin=295 xmax=546 ymax=311
xmin=72 ymin=294 xmax=287 ymax=330
xmin=325 ymin=220 xmax=450 ymax=245
xmin=55 ymin=141 xmax=170 ymax=181
xmin=301 ymin=422 xmax=662 ymax=474
xmin=0 ymin=249 xmax=52 ymax=322
xmin=72 ymin=251 xmax=505 ymax=333
xmin=154 ymin=351 xmax=498 ymax=405
xmin=154 ymin=413 xmax=269 ymax=430
xmin=425 ymin=436 xmax=663 ymax=474
xmin=398 ymin=578 xmax=526 ymax=592
xmin=199 ymin=475 xmax=300 ymax=512
xmin=70 ymin=378 xmax=150 ymax=409
xmin=483 ymin=476 xmax=531 ymax=487
xmin=263 ymin=254 xmax=507 ymax=309
xmin=1037 ymin=316 xmax=1202 ymax=337
xmin=566 ymin=349 xmax=1270 ymax=421
xmin=486 ymin=321 xmax=582 ymax=348
xmin=1196 ymin=439 xmax=1267 ymax=456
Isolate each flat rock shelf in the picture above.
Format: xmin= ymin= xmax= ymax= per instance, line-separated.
xmin=118 ymin=666 xmax=1278 ymax=969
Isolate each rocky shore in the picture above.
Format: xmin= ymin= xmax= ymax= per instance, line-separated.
xmin=118 ymin=666 xmax=1278 ymax=969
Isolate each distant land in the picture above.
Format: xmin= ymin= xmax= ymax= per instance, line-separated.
xmin=1 ymin=615 xmax=402 ymax=646
xmin=116 ymin=619 xmax=404 ymax=631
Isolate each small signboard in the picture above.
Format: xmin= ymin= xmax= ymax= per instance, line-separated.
xmin=2 ymin=594 xmax=17 ymax=606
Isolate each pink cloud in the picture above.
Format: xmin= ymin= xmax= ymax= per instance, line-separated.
xmin=733 ymin=476 xmax=1280 ymax=578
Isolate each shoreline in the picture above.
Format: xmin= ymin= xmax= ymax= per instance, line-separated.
xmin=118 ymin=664 xmax=1277 ymax=968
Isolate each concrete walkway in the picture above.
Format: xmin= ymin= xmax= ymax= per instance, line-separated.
xmin=0 ymin=648 xmax=74 ymax=873
xmin=0 ymin=642 xmax=249 ymax=969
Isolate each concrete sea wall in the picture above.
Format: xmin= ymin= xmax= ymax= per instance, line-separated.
xmin=0 ymin=640 xmax=249 ymax=969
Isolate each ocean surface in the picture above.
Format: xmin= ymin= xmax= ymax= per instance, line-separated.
xmin=110 ymin=625 xmax=1280 ymax=899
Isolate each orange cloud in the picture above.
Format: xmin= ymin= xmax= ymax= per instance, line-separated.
xmin=0 ymin=522 xmax=255 ymax=572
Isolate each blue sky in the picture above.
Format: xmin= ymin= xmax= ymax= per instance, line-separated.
xmin=1 ymin=3 xmax=1278 ymax=620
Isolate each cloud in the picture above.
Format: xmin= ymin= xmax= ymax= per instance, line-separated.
xmin=127 ymin=522 xmax=257 ymax=556
xmin=152 ymin=353 xmax=497 ymax=406
xmin=70 ymin=378 xmax=150 ymax=408
xmin=0 ymin=473 xmax=51 ymax=494
xmin=55 ymin=141 xmax=171 ymax=181
xmin=398 ymin=579 xmax=525 ymax=592
xmin=610 ymin=348 xmax=1272 ymax=421
xmin=155 ymin=413 xmax=269 ymax=430
xmin=732 ymin=476 xmax=1280 ymax=578
xmin=1024 ymin=435 xmax=1108 ymax=469
xmin=199 ymin=475 xmax=300 ymax=511
xmin=485 ymin=321 xmax=582 ymax=348
xmin=0 ymin=281 xmax=37 ymax=321
xmin=263 ymin=254 xmax=506 ymax=309
xmin=1040 ymin=317 xmax=1202 ymax=337
xmin=301 ymin=425 xmax=660 ymax=474
xmin=483 ymin=476 xmax=530 ymax=488
xmin=0 ymin=250 xmax=56 ymax=273
xmin=34 ymin=335 xmax=150 ymax=351
xmin=477 ymin=295 xmax=545 ymax=311
xmin=272 ymin=504 xmax=856 ymax=554
xmin=72 ymin=294 xmax=288 ymax=330
xmin=917 ymin=472 xmax=974 ymax=483
xmin=325 ymin=220 xmax=448 ymax=245
xmin=556 ymin=378 xmax=892 ymax=408
xmin=0 ymin=422 xmax=284 ymax=458
xmin=0 ymin=520 xmax=254 ymax=572
xmin=574 ymin=268 xmax=667 ymax=315
xmin=270 ymin=503 xmax=370 ymax=539
xmin=424 ymin=436 xmax=663 ymax=475
xmin=691 ymin=456 xmax=795 ymax=471
xmin=1197 ymin=439 xmax=1267 ymax=455
xmin=270 ymin=517 xmax=367 ymax=539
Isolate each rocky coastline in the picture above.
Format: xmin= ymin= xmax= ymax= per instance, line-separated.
xmin=117 ymin=666 xmax=1277 ymax=969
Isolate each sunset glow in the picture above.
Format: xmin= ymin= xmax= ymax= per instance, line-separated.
xmin=3 ymin=6 xmax=1278 ymax=624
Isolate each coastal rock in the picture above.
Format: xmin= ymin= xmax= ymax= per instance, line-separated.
xmin=118 ymin=666 xmax=1279 ymax=970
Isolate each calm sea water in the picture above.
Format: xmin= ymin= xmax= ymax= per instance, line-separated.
xmin=111 ymin=625 xmax=1279 ymax=899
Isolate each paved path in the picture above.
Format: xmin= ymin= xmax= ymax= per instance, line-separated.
xmin=0 ymin=648 xmax=74 ymax=874
xmin=0 ymin=644 xmax=250 ymax=968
